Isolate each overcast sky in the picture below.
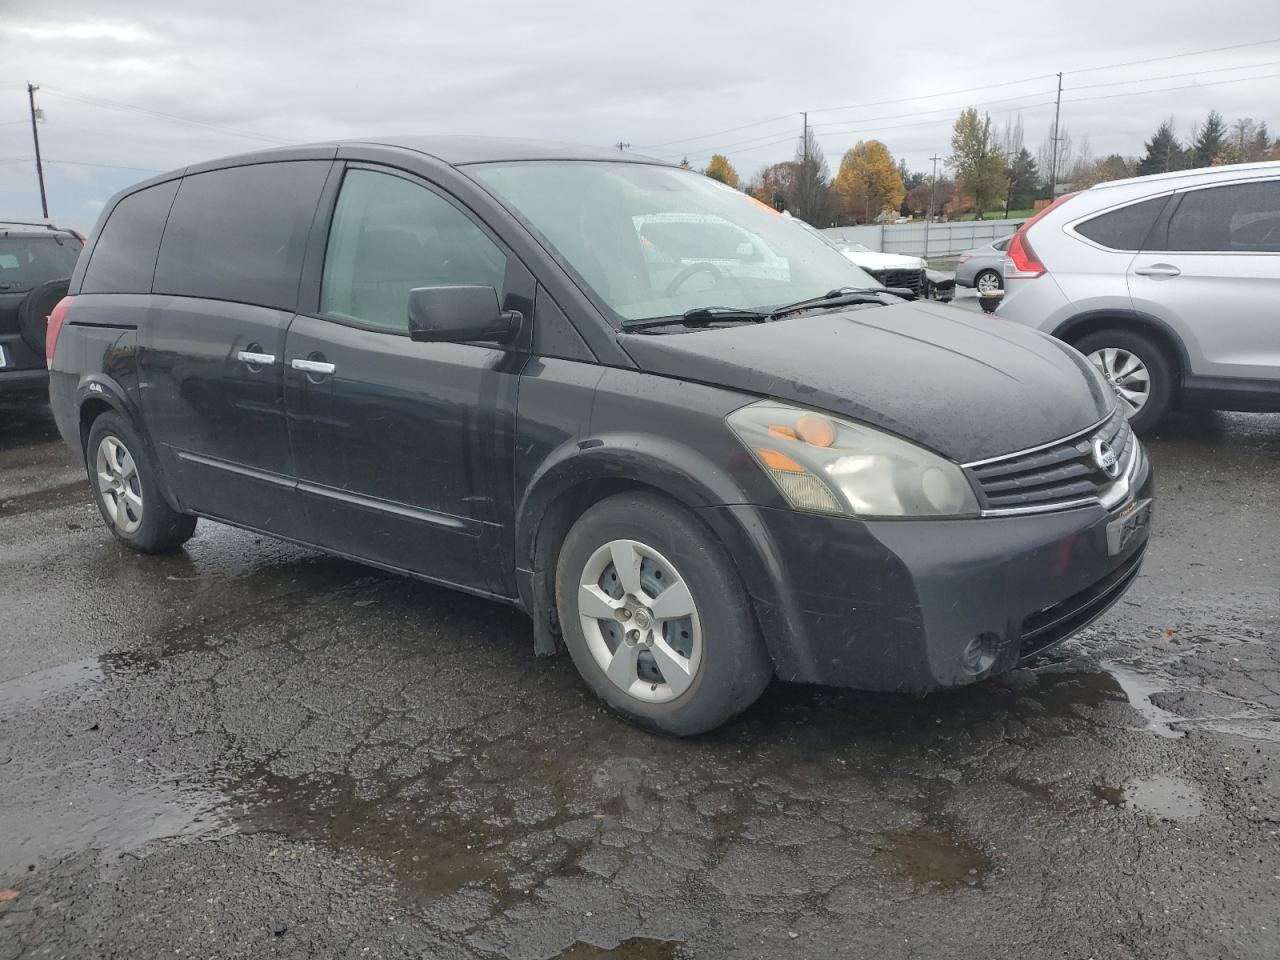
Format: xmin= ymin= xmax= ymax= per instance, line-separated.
xmin=2 ymin=0 xmax=1278 ymax=230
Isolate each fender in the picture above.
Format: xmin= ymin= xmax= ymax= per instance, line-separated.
xmin=1051 ymin=308 xmax=1193 ymax=374
xmin=74 ymin=374 xmax=184 ymax=514
xmin=514 ymin=431 xmax=786 ymax=659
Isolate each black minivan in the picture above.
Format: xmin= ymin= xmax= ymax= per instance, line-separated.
xmin=48 ymin=138 xmax=1153 ymax=735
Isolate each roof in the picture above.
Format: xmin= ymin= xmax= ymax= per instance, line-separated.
xmin=1091 ymin=158 xmax=1280 ymax=193
xmin=352 ymin=135 xmax=667 ymax=166
xmin=0 ymin=219 xmax=82 ymax=238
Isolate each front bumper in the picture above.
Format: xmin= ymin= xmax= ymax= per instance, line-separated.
xmin=704 ymin=453 xmax=1153 ymax=692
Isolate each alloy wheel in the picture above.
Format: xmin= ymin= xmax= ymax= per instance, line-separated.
xmin=577 ymin=539 xmax=702 ymax=703
xmin=975 ymin=271 xmax=1002 ymax=294
xmin=1087 ymin=347 xmax=1151 ymax=417
xmin=95 ymin=435 xmax=144 ymax=534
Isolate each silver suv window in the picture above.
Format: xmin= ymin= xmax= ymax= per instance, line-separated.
xmin=1074 ymin=196 xmax=1168 ymax=251
xmin=1159 ymin=180 xmax=1280 ymax=253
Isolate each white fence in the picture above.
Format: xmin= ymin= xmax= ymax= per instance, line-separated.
xmin=823 ymin=218 xmax=1027 ymax=259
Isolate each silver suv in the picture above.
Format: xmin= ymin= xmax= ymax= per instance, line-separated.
xmin=998 ymin=161 xmax=1280 ymax=431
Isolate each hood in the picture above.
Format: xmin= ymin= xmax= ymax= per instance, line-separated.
xmin=840 ymin=249 xmax=925 ymax=271
xmin=620 ymin=300 xmax=1113 ymax=463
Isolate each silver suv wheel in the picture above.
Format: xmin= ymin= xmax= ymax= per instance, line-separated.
xmin=1087 ymin=347 xmax=1151 ymax=417
xmin=95 ymin=435 xmax=144 ymax=534
xmin=577 ymin=538 xmax=702 ymax=703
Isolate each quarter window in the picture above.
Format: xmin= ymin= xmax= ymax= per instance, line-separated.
xmin=81 ymin=180 xmax=179 ymax=294
xmin=1075 ymin=196 xmax=1168 ymax=251
xmin=1161 ymin=180 xmax=1280 ymax=253
xmin=320 ymin=169 xmax=507 ymax=331
xmin=153 ymin=161 xmax=329 ymax=311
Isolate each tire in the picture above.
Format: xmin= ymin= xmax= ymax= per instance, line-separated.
xmin=85 ymin=411 xmax=197 ymax=553
xmin=555 ymin=491 xmax=772 ymax=736
xmin=973 ymin=269 xmax=1003 ymax=294
xmin=18 ymin=278 xmax=70 ymax=356
xmin=1073 ymin=329 xmax=1175 ymax=433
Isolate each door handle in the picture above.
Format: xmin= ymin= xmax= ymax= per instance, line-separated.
xmin=237 ymin=350 xmax=276 ymax=365
xmin=1134 ymin=264 xmax=1181 ymax=278
xmin=291 ymin=357 xmax=336 ymax=375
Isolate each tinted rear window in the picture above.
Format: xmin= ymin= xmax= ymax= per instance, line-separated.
xmin=80 ymin=180 xmax=179 ymax=294
xmin=0 ymin=236 xmax=81 ymax=292
xmin=1160 ymin=180 xmax=1280 ymax=252
xmin=1074 ymin=196 xmax=1168 ymax=251
xmin=153 ymin=161 xmax=329 ymax=311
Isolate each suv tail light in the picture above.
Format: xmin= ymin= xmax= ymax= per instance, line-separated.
xmin=45 ymin=295 xmax=74 ymax=366
xmin=1005 ymin=193 xmax=1078 ymax=280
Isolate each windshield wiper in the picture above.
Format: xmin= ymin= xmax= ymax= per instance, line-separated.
xmin=622 ymin=306 xmax=772 ymax=331
xmin=766 ymin=287 xmax=891 ymax=319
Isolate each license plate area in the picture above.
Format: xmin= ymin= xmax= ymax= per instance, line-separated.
xmin=1106 ymin=497 xmax=1152 ymax=555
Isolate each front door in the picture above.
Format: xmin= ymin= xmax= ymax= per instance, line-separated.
xmin=284 ymin=165 xmax=529 ymax=596
xmin=1128 ymin=176 xmax=1280 ymax=382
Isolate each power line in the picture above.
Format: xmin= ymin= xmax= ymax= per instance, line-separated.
xmin=1064 ymin=69 xmax=1280 ymax=104
xmin=37 ymin=86 xmax=293 ymax=145
xmin=808 ymin=72 xmax=1058 ymax=116
xmin=1065 ymin=36 xmax=1280 ymax=75
xmin=1066 ymin=58 xmax=1280 ymax=91
xmin=636 ymin=113 xmax=798 ymax=150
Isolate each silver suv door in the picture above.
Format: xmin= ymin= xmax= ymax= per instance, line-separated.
xmin=1128 ymin=176 xmax=1280 ymax=382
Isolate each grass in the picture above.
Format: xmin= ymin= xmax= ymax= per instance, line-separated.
xmin=949 ymin=209 xmax=1035 ymax=221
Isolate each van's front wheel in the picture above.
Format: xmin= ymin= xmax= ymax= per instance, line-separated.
xmin=555 ymin=492 xmax=771 ymax=736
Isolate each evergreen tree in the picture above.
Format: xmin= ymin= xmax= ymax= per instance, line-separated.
xmin=1192 ymin=110 xmax=1227 ymax=168
xmin=1136 ymin=120 xmax=1184 ymax=176
xmin=1008 ymin=147 xmax=1040 ymax=208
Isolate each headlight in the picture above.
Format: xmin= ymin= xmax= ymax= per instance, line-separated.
xmin=728 ymin=400 xmax=980 ymax=518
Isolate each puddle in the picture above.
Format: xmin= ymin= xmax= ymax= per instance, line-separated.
xmin=227 ymin=767 xmax=526 ymax=903
xmin=881 ymin=823 xmax=991 ymax=890
xmin=1124 ymin=775 xmax=1205 ymax=820
xmin=0 ymin=479 xmax=90 ymax=518
xmin=1102 ymin=662 xmax=1186 ymax=739
xmin=0 ymin=779 xmax=228 ymax=875
xmin=0 ymin=657 xmax=103 ymax=712
xmin=1091 ymin=775 xmax=1204 ymax=820
xmin=559 ymin=938 xmax=683 ymax=959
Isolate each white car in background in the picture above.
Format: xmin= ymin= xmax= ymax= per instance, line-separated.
xmin=792 ymin=219 xmax=929 ymax=295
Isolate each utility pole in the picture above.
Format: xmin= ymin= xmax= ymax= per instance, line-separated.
xmin=926 ymin=154 xmax=941 ymax=260
xmin=614 ymin=141 xmax=630 ymax=152
xmin=1049 ymin=72 xmax=1063 ymax=198
xmin=27 ymin=82 xmax=48 ymax=218
xmin=801 ymin=112 xmax=809 ymax=221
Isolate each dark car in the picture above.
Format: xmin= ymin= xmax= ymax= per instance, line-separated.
xmin=1 ymin=220 xmax=83 ymax=392
xmin=47 ymin=138 xmax=1153 ymax=735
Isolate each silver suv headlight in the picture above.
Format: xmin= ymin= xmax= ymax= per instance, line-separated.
xmin=727 ymin=400 xmax=980 ymax=518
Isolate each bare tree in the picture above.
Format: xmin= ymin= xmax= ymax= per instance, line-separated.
xmin=1037 ymin=122 xmax=1074 ymax=191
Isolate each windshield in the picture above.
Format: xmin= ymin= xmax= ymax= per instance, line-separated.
xmin=470 ymin=161 xmax=879 ymax=322
xmin=0 ymin=236 xmax=81 ymax=292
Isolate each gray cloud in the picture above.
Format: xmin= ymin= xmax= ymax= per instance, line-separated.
xmin=2 ymin=0 xmax=1278 ymax=229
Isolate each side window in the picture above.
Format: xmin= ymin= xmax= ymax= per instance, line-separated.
xmin=320 ymin=169 xmax=507 ymax=331
xmin=153 ymin=161 xmax=329 ymax=311
xmin=1163 ymin=180 xmax=1280 ymax=253
xmin=81 ymin=180 xmax=179 ymax=294
xmin=1074 ymin=196 xmax=1168 ymax=251
xmin=992 ymin=237 xmax=1009 ymax=252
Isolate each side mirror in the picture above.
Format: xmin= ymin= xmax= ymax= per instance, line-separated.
xmin=407 ymin=285 xmax=521 ymax=343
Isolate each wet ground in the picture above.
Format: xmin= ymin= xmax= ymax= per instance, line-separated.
xmin=1 ymin=386 xmax=1277 ymax=960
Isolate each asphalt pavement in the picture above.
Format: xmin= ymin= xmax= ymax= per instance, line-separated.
xmin=1 ymin=331 xmax=1278 ymax=958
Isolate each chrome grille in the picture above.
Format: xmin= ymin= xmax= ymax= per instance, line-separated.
xmin=966 ymin=410 xmax=1135 ymax=512
xmin=870 ymin=268 xmax=926 ymax=294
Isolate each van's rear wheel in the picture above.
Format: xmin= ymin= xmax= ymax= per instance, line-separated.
xmin=555 ymin=492 xmax=771 ymax=736
xmin=1074 ymin=329 xmax=1173 ymax=433
xmin=86 ymin=412 xmax=196 ymax=553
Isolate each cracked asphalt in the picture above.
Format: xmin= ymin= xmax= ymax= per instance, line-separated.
xmin=1 ymin=381 xmax=1278 ymax=959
